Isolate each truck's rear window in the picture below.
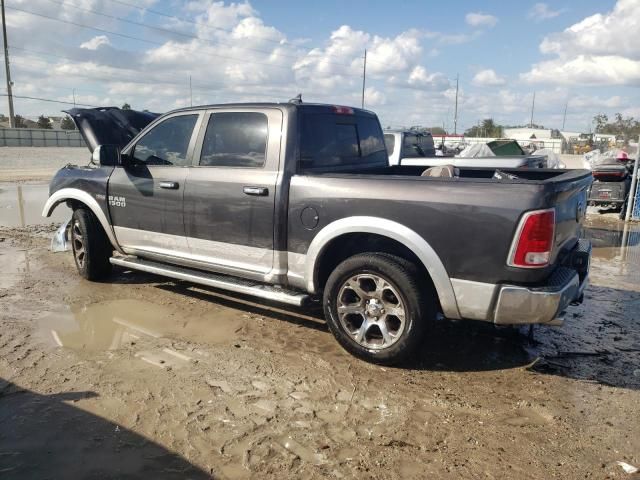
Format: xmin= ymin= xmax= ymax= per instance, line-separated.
xmin=300 ymin=113 xmax=387 ymax=170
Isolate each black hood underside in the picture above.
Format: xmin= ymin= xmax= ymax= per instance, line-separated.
xmin=65 ymin=107 xmax=160 ymax=153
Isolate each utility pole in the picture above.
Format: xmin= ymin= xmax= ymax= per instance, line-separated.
xmin=562 ymin=100 xmax=568 ymax=130
xmin=72 ymin=88 xmax=76 ymax=108
xmin=453 ymin=74 xmax=459 ymax=134
xmin=529 ymin=91 xmax=536 ymax=128
xmin=1 ymin=0 xmax=15 ymax=128
xmin=361 ymin=49 xmax=367 ymax=109
xmin=189 ymin=75 xmax=192 ymax=107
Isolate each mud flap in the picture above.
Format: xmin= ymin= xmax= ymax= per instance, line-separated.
xmin=51 ymin=219 xmax=71 ymax=252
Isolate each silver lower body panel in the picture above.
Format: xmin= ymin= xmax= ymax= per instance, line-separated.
xmin=110 ymin=255 xmax=310 ymax=307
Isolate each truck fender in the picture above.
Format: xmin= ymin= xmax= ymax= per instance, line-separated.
xmin=42 ymin=188 xmax=123 ymax=254
xmin=304 ymin=216 xmax=461 ymax=320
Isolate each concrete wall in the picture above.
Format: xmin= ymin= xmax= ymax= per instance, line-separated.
xmin=0 ymin=128 xmax=85 ymax=147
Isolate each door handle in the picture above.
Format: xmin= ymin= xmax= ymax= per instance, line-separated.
xmin=243 ymin=186 xmax=269 ymax=196
xmin=159 ymin=181 xmax=179 ymax=190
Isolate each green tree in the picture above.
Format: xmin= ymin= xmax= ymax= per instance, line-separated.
xmin=15 ymin=115 xmax=27 ymax=128
xmin=465 ymin=118 xmax=503 ymax=138
xmin=37 ymin=115 xmax=52 ymax=129
xmin=60 ymin=115 xmax=76 ymax=130
xmin=592 ymin=113 xmax=640 ymax=141
xmin=593 ymin=114 xmax=609 ymax=133
xmin=121 ymin=103 xmax=131 ymax=110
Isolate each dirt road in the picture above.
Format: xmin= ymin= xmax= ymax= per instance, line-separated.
xmin=1 ymin=182 xmax=639 ymax=479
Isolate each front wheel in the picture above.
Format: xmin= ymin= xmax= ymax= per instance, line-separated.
xmin=323 ymin=253 xmax=436 ymax=365
xmin=71 ymin=208 xmax=113 ymax=280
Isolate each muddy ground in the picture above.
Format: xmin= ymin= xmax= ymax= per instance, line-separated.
xmin=1 ymin=180 xmax=639 ymax=479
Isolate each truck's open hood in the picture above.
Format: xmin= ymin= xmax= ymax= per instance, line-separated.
xmin=64 ymin=107 xmax=160 ymax=153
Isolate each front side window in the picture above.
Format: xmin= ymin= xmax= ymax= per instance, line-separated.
xmin=199 ymin=112 xmax=268 ymax=167
xmin=132 ymin=114 xmax=198 ymax=166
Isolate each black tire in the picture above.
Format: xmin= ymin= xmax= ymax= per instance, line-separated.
xmin=70 ymin=208 xmax=113 ymax=280
xmin=323 ymin=253 xmax=436 ymax=365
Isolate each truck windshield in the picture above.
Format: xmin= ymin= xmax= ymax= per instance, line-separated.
xmin=401 ymin=134 xmax=435 ymax=158
xmin=300 ymin=113 xmax=388 ymax=170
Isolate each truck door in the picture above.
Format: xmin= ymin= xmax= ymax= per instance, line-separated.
xmin=108 ymin=112 xmax=202 ymax=259
xmin=183 ymin=108 xmax=283 ymax=278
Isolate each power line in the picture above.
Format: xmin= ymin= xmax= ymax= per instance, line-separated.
xmin=7 ymin=46 xmax=452 ymax=114
xmin=7 ymin=46 xmax=318 ymax=99
xmin=0 ymin=92 xmax=99 ymax=107
xmin=7 ymin=4 xmax=364 ymax=79
xmin=104 ymin=0 xmax=385 ymax=66
xmin=7 ymin=5 xmax=360 ymax=76
xmin=39 ymin=0 xmax=358 ymax=70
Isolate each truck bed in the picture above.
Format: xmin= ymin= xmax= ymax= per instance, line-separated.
xmin=288 ymin=165 xmax=592 ymax=287
xmin=332 ymin=164 xmax=589 ymax=184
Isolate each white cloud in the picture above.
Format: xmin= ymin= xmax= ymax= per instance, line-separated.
xmin=522 ymin=0 xmax=640 ymax=86
xmin=528 ymin=3 xmax=565 ymax=21
xmin=80 ymin=35 xmax=111 ymax=50
xmin=465 ymin=12 xmax=498 ymax=28
xmin=364 ymin=87 xmax=386 ymax=107
xmin=407 ymin=66 xmax=450 ymax=90
xmin=472 ymin=69 xmax=506 ymax=86
xmin=523 ymin=55 xmax=640 ymax=86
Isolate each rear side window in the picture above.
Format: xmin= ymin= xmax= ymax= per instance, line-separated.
xmin=383 ymin=134 xmax=395 ymax=156
xmin=132 ymin=114 xmax=198 ymax=166
xmin=300 ymin=113 xmax=387 ymax=170
xmin=200 ymin=112 xmax=267 ymax=167
xmin=401 ymin=133 xmax=435 ymax=158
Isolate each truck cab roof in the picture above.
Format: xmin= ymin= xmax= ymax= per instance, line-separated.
xmin=66 ymin=103 xmax=377 ymax=152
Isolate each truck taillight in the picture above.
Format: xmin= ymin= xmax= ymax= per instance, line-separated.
xmin=508 ymin=209 xmax=555 ymax=268
xmin=331 ymin=105 xmax=354 ymax=115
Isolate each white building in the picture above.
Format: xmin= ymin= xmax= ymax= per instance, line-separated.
xmin=503 ymin=127 xmax=553 ymax=140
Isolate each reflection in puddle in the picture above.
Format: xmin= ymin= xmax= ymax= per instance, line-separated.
xmin=41 ymin=299 xmax=246 ymax=351
xmin=0 ymin=183 xmax=69 ymax=227
xmin=583 ymin=217 xmax=640 ymax=287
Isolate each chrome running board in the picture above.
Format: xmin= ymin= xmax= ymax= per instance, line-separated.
xmin=110 ymin=255 xmax=310 ymax=307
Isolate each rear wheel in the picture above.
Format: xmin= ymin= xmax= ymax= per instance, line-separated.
xmin=323 ymin=253 xmax=436 ymax=365
xmin=71 ymin=208 xmax=113 ymax=280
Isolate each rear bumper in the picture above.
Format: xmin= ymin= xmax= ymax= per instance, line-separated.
xmin=493 ymin=267 xmax=587 ymax=325
xmin=493 ymin=240 xmax=591 ymax=325
xmin=451 ymin=240 xmax=591 ymax=325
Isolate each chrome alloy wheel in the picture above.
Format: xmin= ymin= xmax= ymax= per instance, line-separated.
xmin=71 ymin=219 xmax=86 ymax=268
xmin=336 ymin=274 xmax=407 ymax=350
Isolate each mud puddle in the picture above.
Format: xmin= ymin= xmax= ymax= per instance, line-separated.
xmin=0 ymin=183 xmax=69 ymax=227
xmin=0 ymin=245 xmax=35 ymax=289
xmin=583 ymin=217 xmax=640 ymax=287
xmin=39 ymin=298 xmax=248 ymax=352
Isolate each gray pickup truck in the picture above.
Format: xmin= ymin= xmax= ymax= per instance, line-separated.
xmin=43 ymin=102 xmax=592 ymax=364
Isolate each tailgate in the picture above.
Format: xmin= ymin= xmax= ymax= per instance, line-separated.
xmin=549 ymin=171 xmax=592 ymax=261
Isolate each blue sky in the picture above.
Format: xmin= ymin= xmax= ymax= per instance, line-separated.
xmin=4 ymin=0 xmax=639 ymax=132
